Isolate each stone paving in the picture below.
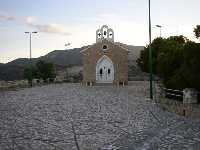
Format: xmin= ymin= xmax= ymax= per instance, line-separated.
xmin=0 ymin=81 xmax=200 ymax=150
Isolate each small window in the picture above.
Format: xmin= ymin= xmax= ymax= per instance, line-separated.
xmin=108 ymin=69 xmax=111 ymax=74
xmin=102 ymin=45 xmax=108 ymax=51
xmin=100 ymin=68 xmax=103 ymax=75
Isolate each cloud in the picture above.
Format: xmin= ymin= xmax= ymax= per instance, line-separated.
xmin=80 ymin=13 xmax=118 ymax=23
xmin=25 ymin=16 xmax=37 ymax=24
xmin=0 ymin=13 xmax=70 ymax=35
xmin=25 ymin=16 xmax=70 ymax=35
xmin=31 ymin=23 xmax=70 ymax=35
xmin=0 ymin=14 xmax=15 ymax=21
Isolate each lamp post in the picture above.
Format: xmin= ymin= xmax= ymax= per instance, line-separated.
xmin=25 ymin=31 xmax=38 ymax=86
xmin=148 ymin=0 xmax=153 ymax=99
xmin=64 ymin=43 xmax=70 ymax=81
xmin=156 ymin=25 xmax=162 ymax=37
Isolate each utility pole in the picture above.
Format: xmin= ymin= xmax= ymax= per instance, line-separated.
xmin=148 ymin=0 xmax=153 ymax=99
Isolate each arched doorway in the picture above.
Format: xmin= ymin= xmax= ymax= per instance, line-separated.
xmin=96 ymin=55 xmax=114 ymax=83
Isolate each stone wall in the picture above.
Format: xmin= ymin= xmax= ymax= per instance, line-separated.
xmin=156 ymin=83 xmax=200 ymax=119
xmin=0 ymin=80 xmax=29 ymax=90
xmin=157 ymin=98 xmax=200 ymax=119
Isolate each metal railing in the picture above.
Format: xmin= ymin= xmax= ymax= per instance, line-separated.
xmin=162 ymin=87 xmax=183 ymax=101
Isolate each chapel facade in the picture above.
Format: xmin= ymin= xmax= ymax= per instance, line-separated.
xmin=81 ymin=25 xmax=129 ymax=86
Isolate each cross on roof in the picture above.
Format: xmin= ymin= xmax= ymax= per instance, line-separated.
xmin=98 ymin=33 xmax=101 ymax=37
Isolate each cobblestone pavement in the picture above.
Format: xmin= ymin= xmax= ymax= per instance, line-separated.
xmin=0 ymin=81 xmax=200 ymax=150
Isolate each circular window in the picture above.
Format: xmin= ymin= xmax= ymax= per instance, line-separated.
xmin=102 ymin=45 xmax=108 ymax=51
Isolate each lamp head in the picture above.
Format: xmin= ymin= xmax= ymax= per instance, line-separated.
xmin=156 ymin=25 xmax=162 ymax=28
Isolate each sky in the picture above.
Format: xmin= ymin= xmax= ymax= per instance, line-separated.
xmin=0 ymin=0 xmax=199 ymax=63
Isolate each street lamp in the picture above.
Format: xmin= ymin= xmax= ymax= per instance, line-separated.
xmin=148 ymin=0 xmax=153 ymax=99
xmin=65 ymin=43 xmax=70 ymax=47
xmin=156 ymin=25 xmax=162 ymax=37
xmin=25 ymin=31 xmax=38 ymax=86
xmin=25 ymin=31 xmax=38 ymax=60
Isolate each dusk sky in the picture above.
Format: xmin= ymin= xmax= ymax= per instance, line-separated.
xmin=0 ymin=0 xmax=199 ymax=63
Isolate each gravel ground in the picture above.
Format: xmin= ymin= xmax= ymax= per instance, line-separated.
xmin=0 ymin=81 xmax=200 ymax=150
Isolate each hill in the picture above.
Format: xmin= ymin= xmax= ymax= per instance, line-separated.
xmin=0 ymin=43 xmax=144 ymax=81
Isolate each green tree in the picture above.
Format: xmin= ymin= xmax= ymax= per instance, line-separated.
xmin=36 ymin=60 xmax=56 ymax=82
xmin=137 ymin=37 xmax=166 ymax=74
xmin=24 ymin=60 xmax=56 ymax=85
xmin=137 ymin=36 xmax=186 ymax=77
xmin=137 ymin=35 xmax=191 ymax=89
xmin=24 ymin=67 xmax=32 ymax=84
xmin=181 ymin=42 xmax=200 ymax=90
xmin=156 ymin=36 xmax=186 ymax=80
xmin=24 ymin=66 xmax=37 ymax=86
xmin=194 ymin=25 xmax=200 ymax=39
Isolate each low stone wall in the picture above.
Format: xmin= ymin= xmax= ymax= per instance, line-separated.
xmin=157 ymin=98 xmax=200 ymax=119
xmin=0 ymin=80 xmax=29 ymax=90
xmin=155 ymin=82 xmax=200 ymax=119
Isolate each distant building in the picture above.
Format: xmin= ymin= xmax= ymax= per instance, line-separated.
xmin=81 ymin=25 xmax=128 ymax=85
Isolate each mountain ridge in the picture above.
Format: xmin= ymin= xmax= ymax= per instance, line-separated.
xmin=0 ymin=43 xmax=144 ymax=81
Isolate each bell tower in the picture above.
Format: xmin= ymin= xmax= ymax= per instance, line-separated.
xmin=96 ymin=25 xmax=114 ymax=43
